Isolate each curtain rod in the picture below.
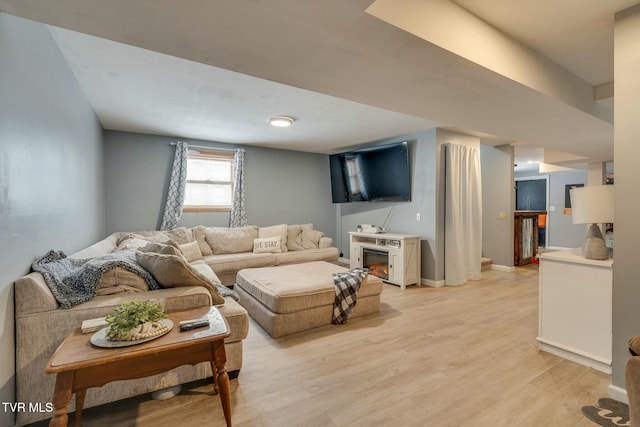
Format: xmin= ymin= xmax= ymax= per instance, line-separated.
xmin=169 ymin=142 xmax=237 ymax=152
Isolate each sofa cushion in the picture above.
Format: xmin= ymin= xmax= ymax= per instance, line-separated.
xmin=179 ymin=240 xmax=204 ymax=262
xmin=205 ymin=225 xmax=259 ymax=254
xmin=258 ymin=224 xmax=288 ymax=252
xmin=191 ymin=226 xmax=213 ymax=256
xmin=274 ymin=247 xmax=339 ymax=265
xmin=115 ymin=236 xmax=150 ymax=252
xmin=301 ymin=229 xmax=324 ymax=249
xmin=287 ymin=226 xmax=304 ymax=251
xmin=253 ymin=236 xmax=283 ymax=254
xmin=190 ymin=262 xmax=222 ymax=284
xmin=289 ymin=223 xmax=314 ymax=231
xmin=138 ymin=241 xmax=182 ymax=256
xmin=96 ymin=267 xmax=150 ymax=296
xmin=135 ymin=251 xmax=225 ymax=305
xmin=202 ymin=252 xmax=276 ymax=274
xmin=70 ymin=232 xmax=121 ymax=259
xmin=286 ymin=223 xmax=314 ymax=250
xmin=140 ymin=227 xmax=194 ymax=245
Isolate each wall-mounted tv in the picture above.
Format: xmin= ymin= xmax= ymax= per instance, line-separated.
xmin=330 ymin=142 xmax=411 ymax=203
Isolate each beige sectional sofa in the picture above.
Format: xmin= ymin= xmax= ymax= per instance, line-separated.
xmin=14 ymin=223 xmax=338 ymax=426
xmin=115 ymin=223 xmax=339 ymax=286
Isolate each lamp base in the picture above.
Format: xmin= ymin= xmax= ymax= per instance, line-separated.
xmin=582 ymin=223 xmax=610 ymax=260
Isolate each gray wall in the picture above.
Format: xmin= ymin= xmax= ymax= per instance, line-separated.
xmin=0 ymin=14 xmax=105 ymax=426
xmin=335 ymin=130 xmax=440 ymax=281
xmin=481 ymin=144 xmax=514 ymax=267
xmin=515 ymin=170 xmax=587 ymax=249
xmin=613 ymin=4 xmax=640 ymax=393
xmin=337 ymin=128 xmax=500 ymax=283
xmin=105 ymin=131 xmax=335 ymax=236
xmin=546 ymin=171 xmax=587 ymax=249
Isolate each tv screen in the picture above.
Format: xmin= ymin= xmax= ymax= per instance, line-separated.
xmin=330 ymin=142 xmax=411 ymax=203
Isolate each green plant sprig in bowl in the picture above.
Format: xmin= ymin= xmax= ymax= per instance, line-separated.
xmin=105 ymin=300 xmax=167 ymax=341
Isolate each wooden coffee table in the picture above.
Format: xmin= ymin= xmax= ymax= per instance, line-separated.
xmin=45 ymin=306 xmax=232 ymax=427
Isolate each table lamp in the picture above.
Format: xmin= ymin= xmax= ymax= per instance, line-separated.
xmin=569 ymin=185 xmax=614 ymax=260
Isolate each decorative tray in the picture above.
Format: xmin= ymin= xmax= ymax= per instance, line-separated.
xmin=90 ymin=319 xmax=173 ymax=348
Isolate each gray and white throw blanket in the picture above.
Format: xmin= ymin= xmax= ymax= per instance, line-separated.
xmin=32 ymin=250 xmax=159 ymax=309
xmin=332 ymin=268 xmax=368 ymax=325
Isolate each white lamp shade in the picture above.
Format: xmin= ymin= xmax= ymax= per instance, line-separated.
xmin=569 ymin=185 xmax=614 ymax=224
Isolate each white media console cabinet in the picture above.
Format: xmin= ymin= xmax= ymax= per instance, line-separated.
xmin=349 ymin=232 xmax=421 ymax=290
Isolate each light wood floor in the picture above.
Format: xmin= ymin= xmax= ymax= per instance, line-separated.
xmin=34 ymin=266 xmax=610 ymax=427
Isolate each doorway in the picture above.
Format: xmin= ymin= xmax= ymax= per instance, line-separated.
xmin=515 ymin=176 xmax=549 ymax=247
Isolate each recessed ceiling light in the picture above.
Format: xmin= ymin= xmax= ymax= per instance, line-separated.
xmin=270 ymin=116 xmax=294 ymax=127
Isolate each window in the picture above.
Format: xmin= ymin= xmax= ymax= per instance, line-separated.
xmin=345 ymin=156 xmax=362 ymax=195
xmin=183 ymin=150 xmax=234 ymax=212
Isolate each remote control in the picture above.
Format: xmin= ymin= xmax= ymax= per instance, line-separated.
xmin=179 ymin=318 xmax=207 ymax=326
xmin=179 ymin=319 xmax=210 ymax=331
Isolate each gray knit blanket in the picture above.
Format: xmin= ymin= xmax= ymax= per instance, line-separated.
xmin=32 ymin=250 xmax=159 ymax=309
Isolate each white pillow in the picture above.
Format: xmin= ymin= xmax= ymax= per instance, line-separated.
xmin=258 ymin=224 xmax=288 ymax=252
xmin=253 ymin=236 xmax=282 ymax=253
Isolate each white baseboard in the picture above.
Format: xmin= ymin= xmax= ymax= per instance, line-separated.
xmin=491 ymin=264 xmax=515 ymax=272
xmin=421 ymin=278 xmax=444 ymax=287
xmin=608 ymin=384 xmax=628 ymax=404
xmin=339 ymin=257 xmax=350 ymax=264
xmin=536 ymin=338 xmax=611 ymax=374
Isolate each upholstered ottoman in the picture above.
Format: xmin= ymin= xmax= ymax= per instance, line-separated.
xmin=235 ymin=261 xmax=384 ymax=338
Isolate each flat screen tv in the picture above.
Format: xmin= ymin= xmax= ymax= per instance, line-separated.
xmin=330 ymin=142 xmax=411 ymax=203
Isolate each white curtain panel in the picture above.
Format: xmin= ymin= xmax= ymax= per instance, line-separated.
xmin=159 ymin=141 xmax=188 ymax=231
xmin=444 ymin=143 xmax=482 ymax=286
xmin=229 ymin=148 xmax=247 ymax=227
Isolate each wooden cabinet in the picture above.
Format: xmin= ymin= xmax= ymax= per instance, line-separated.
xmin=537 ymin=249 xmax=613 ymax=373
xmin=514 ymin=210 xmax=545 ymax=266
xmin=349 ymin=232 xmax=421 ymax=289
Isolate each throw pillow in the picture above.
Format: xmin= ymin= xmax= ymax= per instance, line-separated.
xmin=164 ymin=227 xmax=195 ymax=245
xmin=97 ymin=267 xmax=149 ymax=296
xmin=137 ymin=227 xmax=194 ymax=245
xmin=116 ymin=232 xmax=146 ymax=246
xmin=136 ymin=231 xmax=170 ymax=244
xmin=287 ymin=225 xmax=305 ymax=251
xmin=135 ymin=251 xmax=225 ymax=305
xmin=258 ymin=224 xmax=288 ymax=252
xmin=178 ymin=240 xmax=203 ymax=262
xmin=253 ymin=236 xmax=282 ymax=253
xmin=191 ymin=226 xmax=213 ymax=256
xmin=205 ymin=225 xmax=259 ymax=254
xmin=138 ymin=241 xmax=183 ymax=256
xmin=301 ymin=229 xmax=324 ymax=249
xmin=289 ymin=223 xmax=314 ymax=231
xmin=115 ymin=237 xmax=150 ymax=252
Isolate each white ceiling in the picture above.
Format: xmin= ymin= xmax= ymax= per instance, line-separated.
xmin=452 ymin=0 xmax=633 ymax=87
xmin=0 ymin=0 xmax=633 ymax=162
xmin=47 ymin=26 xmax=440 ymax=154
